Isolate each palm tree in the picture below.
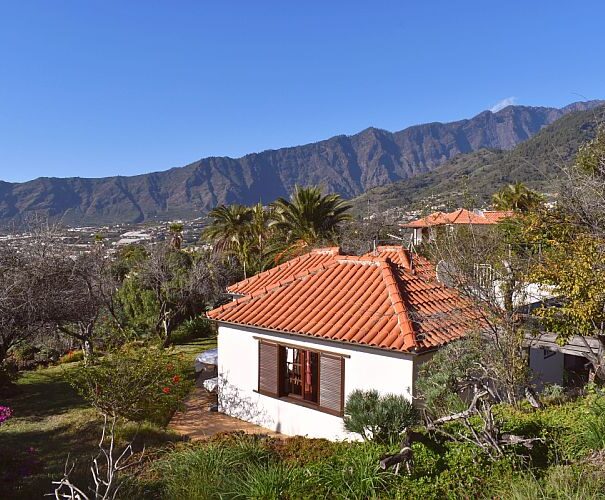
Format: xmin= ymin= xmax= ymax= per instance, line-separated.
xmin=270 ymin=186 xmax=352 ymax=252
xmin=203 ymin=205 xmax=253 ymax=274
xmin=249 ymin=202 xmax=274 ymax=273
xmin=492 ymin=182 xmax=543 ymax=212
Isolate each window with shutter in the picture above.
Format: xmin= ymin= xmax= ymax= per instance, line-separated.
xmin=258 ymin=341 xmax=279 ymax=397
xmin=256 ymin=339 xmax=345 ymax=416
xmin=319 ymin=353 xmax=344 ymax=415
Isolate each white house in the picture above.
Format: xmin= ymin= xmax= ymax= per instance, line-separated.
xmin=207 ymin=246 xmax=482 ymax=440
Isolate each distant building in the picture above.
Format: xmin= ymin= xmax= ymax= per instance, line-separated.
xmin=401 ymin=208 xmax=514 ymax=246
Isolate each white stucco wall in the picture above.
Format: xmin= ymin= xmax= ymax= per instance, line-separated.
xmin=217 ymin=324 xmax=420 ymax=441
xmin=529 ymin=347 xmax=564 ymax=388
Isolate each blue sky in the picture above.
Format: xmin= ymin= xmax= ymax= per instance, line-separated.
xmin=1 ymin=1 xmax=603 ymax=183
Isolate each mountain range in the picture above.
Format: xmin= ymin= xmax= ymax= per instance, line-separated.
xmin=351 ymin=103 xmax=605 ymax=215
xmin=0 ymin=100 xmax=603 ymax=226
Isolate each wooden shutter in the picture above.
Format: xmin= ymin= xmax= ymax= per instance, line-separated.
xmin=319 ymin=353 xmax=344 ymax=415
xmin=258 ymin=340 xmax=280 ymax=397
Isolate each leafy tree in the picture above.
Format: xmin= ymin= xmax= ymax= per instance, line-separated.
xmin=491 ymin=182 xmax=543 ymax=212
xmin=45 ymin=247 xmax=122 ymax=363
xmin=425 ymin=221 xmax=537 ymax=405
xmin=270 ymin=185 xmax=352 ymax=255
xmin=125 ymin=246 xmax=229 ymax=347
xmin=522 ymin=129 xmax=605 ymax=381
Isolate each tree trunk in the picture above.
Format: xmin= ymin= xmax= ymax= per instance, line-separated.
xmin=0 ymin=340 xmax=8 ymax=366
xmin=162 ymin=317 xmax=172 ymax=348
xmin=82 ymin=339 xmax=94 ymax=365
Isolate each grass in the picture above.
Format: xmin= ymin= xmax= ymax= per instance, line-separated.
xmin=0 ymin=336 xmax=214 ymax=498
xmin=0 ymin=362 xmax=102 ymax=497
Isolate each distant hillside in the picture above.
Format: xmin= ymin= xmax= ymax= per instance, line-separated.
xmin=352 ymin=105 xmax=605 ymax=215
xmin=0 ymin=100 xmax=602 ymax=226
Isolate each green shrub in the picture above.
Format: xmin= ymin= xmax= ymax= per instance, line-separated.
xmin=153 ymin=444 xmax=238 ymax=499
xmin=270 ymin=435 xmax=344 ymax=464
xmin=496 ymin=396 xmax=597 ymax=463
xmin=67 ymin=347 xmax=192 ymax=426
xmin=152 ymin=437 xmax=279 ymax=499
xmin=581 ymin=397 xmax=605 ymax=451
xmin=305 ymin=442 xmax=396 ymax=499
xmin=344 ymin=389 xmax=418 ymax=444
xmin=540 ymin=384 xmax=567 ymax=405
xmin=231 ymin=462 xmax=301 ymax=499
xmin=170 ymin=317 xmax=214 ymax=345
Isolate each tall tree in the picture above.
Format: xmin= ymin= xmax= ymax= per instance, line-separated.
xmin=203 ymin=204 xmax=253 ymax=275
xmin=248 ymin=202 xmax=274 ymax=274
xmin=270 ymin=185 xmax=352 ymax=251
xmin=130 ymin=245 xmax=230 ymax=347
xmin=523 ymin=128 xmax=605 ymax=380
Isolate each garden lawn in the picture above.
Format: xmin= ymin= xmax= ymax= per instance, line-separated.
xmin=0 ymin=337 xmax=214 ymax=498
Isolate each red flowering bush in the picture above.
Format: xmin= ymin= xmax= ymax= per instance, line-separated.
xmin=67 ymin=347 xmax=192 ymax=426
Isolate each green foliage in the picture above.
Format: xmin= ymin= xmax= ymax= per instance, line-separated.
xmin=532 ymin=231 xmax=605 ymax=341
xmin=575 ymin=126 xmax=605 ymax=174
xmin=304 ymin=442 xmax=397 ymax=499
xmin=170 ymin=317 xmax=214 ymax=344
xmin=204 ymin=186 xmax=352 ymax=276
xmin=581 ymin=396 xmax=605 ymax=451
xmin=271 ymin=185 xmax=352 ymax=249
xmin=67 ymin=347 xmax=192 ymax=426
xmin=111 ymin=244 xmax=149 ymax=281
xmin=116 ymin=276 xmax=161 ymax=337
xmin=416 ymin=337 xmax=482 ymax=417
xmin=8 ymin=342 xmax=60 ymax=369
xmin=503 ymin=464 xmax=605 ymax=500
xmin=492 ymin=182 xmax=544 ymax=212
xmin=344 ymin=389 xmax=418 ymax=444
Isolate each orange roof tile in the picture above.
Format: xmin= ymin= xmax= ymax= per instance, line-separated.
xmin=209 ymin=253 xmax=483 ymax=353
xmin=366 ymin=245 xmax=436 ymax=281
xmin=227 ymin=247 xmax=341 ymax=295
xmin=402 ymin=209 xmax=513 ymax=228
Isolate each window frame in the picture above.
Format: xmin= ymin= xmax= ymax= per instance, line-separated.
xmin=256 ymin=338 xmax=346 ymax=417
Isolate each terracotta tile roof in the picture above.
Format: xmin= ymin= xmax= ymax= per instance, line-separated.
xmin=402 ymin=209 xmax=514 ymax=228
xmin=366 ymin=246 xmax=436 ymax=281
xmin=227 ymin=247 xmax=341 ymax=295
xmin=209 ymin=253 xmax=483 ymax=353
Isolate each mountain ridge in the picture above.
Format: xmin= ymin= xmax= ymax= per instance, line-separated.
xmin=350 ymin=104 xmax=605 ymax=215
xmin=1 ymin=100 xmax=602 ymax=226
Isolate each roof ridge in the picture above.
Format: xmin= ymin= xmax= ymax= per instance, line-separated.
xmin=227 ymin=249 xmax=324 ymax=292
xmin=311 ymin=246 xmax=341 ymax=255
xmin=335 ymin=255 xmax=387 ymax=266
xmin=378 ymin=259 xmax=417 ymax=350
